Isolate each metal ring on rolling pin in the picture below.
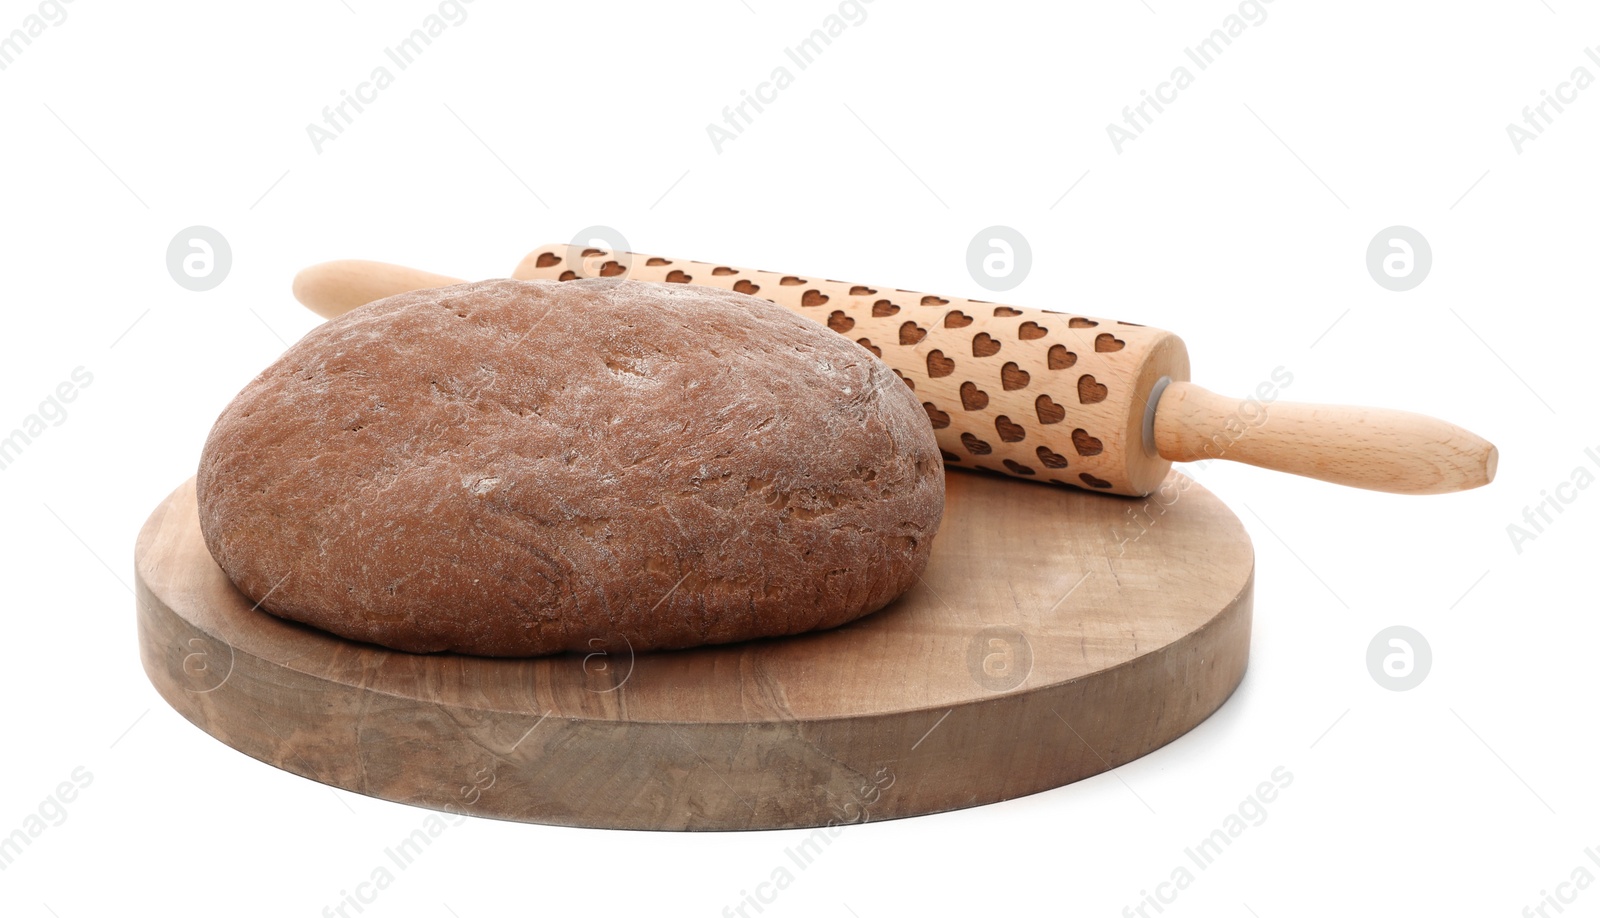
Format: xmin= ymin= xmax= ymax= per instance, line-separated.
xmin=1142 ymin=376 xmax=1173 ymax=459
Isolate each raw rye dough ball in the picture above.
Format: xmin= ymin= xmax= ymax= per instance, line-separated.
xmin=196 ymin=278 xmax=944 ymax=656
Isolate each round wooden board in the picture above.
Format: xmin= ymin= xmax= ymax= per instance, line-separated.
xmin=136 ymin=469 xmax=1253 ymax=831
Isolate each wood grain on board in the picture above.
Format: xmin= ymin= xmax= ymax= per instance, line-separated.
xmin=137 ymin=469 xmax=1253 ymax=830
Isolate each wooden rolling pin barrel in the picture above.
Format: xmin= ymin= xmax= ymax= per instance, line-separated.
xmin=294 ymin=245 xmax=1497 ymax=497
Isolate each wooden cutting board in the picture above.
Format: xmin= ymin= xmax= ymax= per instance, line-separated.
xmin=136 ymin=468 xmax=1252 ymax=830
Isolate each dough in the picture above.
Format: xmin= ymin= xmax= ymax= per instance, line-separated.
xmin=196 ymin=279 xmax=944 ymax=655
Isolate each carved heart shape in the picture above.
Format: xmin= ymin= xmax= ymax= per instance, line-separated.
xmin=923 ymin=402 xmax=950 ymax=429
xmin=944 ymin=311 xmax=973 ymax=328
xmin=921 ymin=295 xmax=949 ymax=307
xmin=665 ymin=270 xmax=692 ymax=283
xmin=995 ymin=416 xmax=1026 ymax=442
xmin=900 ymin=321 xmax=928 ymax=345
xmin=780 ymin=276 xmax=805 ymax=286
xmin=711 ymin=266 xmax=737 ymax=275
xmin=733 ymin=280 xmax=760 ymax=295
xmin=1068 ymin=431 xmax=1107 ymax=460
xmin=894 ymin=369 xmax=915 ymax=390
xmin=1036 ymin=446 xmax=1069 ymax=469
xmin=1079 ymin=472 xmax=1114 ymax=489
xmin=1035 ymin=394 xmax=1066 ymax=425
xmin=1048 ymin=345 xmax=1077 ymax=370
xmin=1095 ymin=333 xmax=1125 ymax=353
xmin=582 ymin=248 xmax=607 ymax=257
xmin=1018 ymin=321 xmax=1048 ymax=340
xmin=1071 ymin=428 xmax=1104 ymax=456
xmin=647 ymin=257 xmax=672 ymax=266
xmin=857 ymin=338 xmax=881 ymax=357
xmin=941 ymin=449 xmax=961 ymax=463
xmin=972 ymin=333 xmax=1001 ymax=357
xmin=827 ymin=311 xmax=855 ymax=333
xmin=558 ymin=270 xmax=578 ymax=281
xmin=1077 ymin=375 xmax=1108 ymax=404
xmin=960 ymin=381 xmax=989 ymax=411
xmin=1002 ymin=459 xmax=1036 ymax=476
xmin=849 ymin=285 xmax=877 ymax=296
xmin=926 ymin=350 xmax=954 ymax=377
xmin=535 ymin=252 xmax=561 ymax=268
xmin=992 ymin=306 xmax=1023 ymax=317
xmin=801 ymin=289 xmax=830 ymax=307
xmin=1001 ymin=362 xmax=1030 ymax=391
xmin=872 ymin=299 xmax=900 ymax=317
xmin=1068 ymin=317 xmax=1098 ymax=328
xmin=599 ymin=261 xmax=626 ymax=277
xmin=960 ymin=432 xmax=992 ymax=455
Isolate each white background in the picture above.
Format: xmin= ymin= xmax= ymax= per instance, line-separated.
xmin=2 ymin=1 xmax=1596 ymax=915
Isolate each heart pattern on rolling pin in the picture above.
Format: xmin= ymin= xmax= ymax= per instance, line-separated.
xmin=1095 ymin=333 xmax=1125 ymax=353
xmin=1036 ymin=446 xmax=1069 ymax=469
xmin=1001 ymin=362 xmax=1030 ymax=391
xmin=520 ymin=246 xmax=1165 ymax=492
xmin=1077 ymin=375 xmax=1109 ymax=404
xmin=960 ymin=381 xmax=989 ymax=411
xmin=1035 ymin=394 xmax=1066 ymax=425
xmin=1071 ymin=428 xmax=1104 ymax=456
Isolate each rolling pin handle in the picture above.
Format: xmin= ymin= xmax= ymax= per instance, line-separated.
xmin=1150 ymin=380 xmax=1497 ymax=495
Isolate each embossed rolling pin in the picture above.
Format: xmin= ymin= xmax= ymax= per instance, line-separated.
xmin=292 ymin=247 xmax=1497 ymax=497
